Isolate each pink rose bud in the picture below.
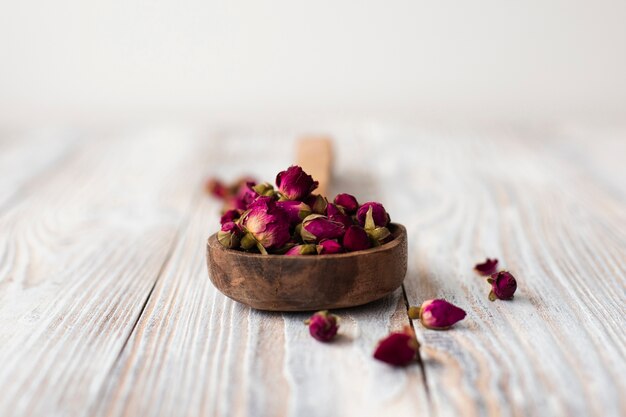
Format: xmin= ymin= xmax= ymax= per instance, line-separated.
xmin=326 ymin=203 xmax=353 ymax=229
xmin=220 ymin=209 xmax=241 ymax=225
xmin=276 ymin=200 xmax=312 ymax=226
xmin=305 ymin=310 xmax=339 ymax=342
xmin=474 ymin=258 xmax=498 ymax=276
xmin=418 ymin=299 xmax=466 ymax=330
xmin=301 ymin=214 xmax=345 ymax=243
xmin=276 ymin=165 xmax=319 ymax=200
xmin=357 ymin=202 xmax=390 ymax=228
xmin=217 ymin=221 xmax=243 ymax=249
xmin=205 ymin=178 xmax=229 ymax=199
xmin=240 ymin=197 xmax=291 ymax=253
xmin=488 ymin=271 xmax=517 ymax=301
xmin=285 ymin=244 xmax=318 ymax=256
xmin=373 ymin=326 xmax=419 ymax=366
xmin=342 ymin=225 xmax=371 ymax=252
xmin=303 ymin=194 xmax=328 ymax=214
xmin=317 ymin=239 xmax=343 ymax=254
xmin=234 ymin=181 xmax=260 ymax=210
xmin=333 ymin=193 xmax=359 ymax=214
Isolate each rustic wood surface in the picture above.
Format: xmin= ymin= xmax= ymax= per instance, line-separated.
xmin=0 ymin=124 xmax=624 ymax=417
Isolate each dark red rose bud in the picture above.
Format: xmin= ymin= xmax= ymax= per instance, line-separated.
xmin=276 ymin=200 xmax=312 ymax=226
xmin=418 ymin=299 xmax=466 ymax=330
xmin=474 ymin=258 xmax=499 ymax=276
xmin=285 ymin=244 xmax=317 ymax=256
xmin=305 ymin=310 xmax=339 ymax=342
xmin=276 ymin=165 xmax=319 ymax=200
xmin=333 ymin=193 xmax=359 ymax=214
xmin=217 ymin=221 xmax=243 ymax=249
xmin=342 ymin=225 xmax=371 ymax=252
xmin=317 ymin=239 xmax=343 ymax=254
xmin=357 ymin=202 xmax=390 ymax=228
xmin=205 ymin=178 xmax=229 ymax=199
xmin=220 ymin=209 xmax=241 ymax=225
xmin=326 ymin=203 xmax=353 ymax=229
xmin=488 ymin=271 xmax=517 ymax=301
xmin=373 ymin=326 xmax=419 ymax=366
xmin=301 ymin=214 xmax=345 ymax=243
xmin=303 ymin=194 xmax=328 ymax=214
xmin=240 ymin=197 xmax=291 ymax=253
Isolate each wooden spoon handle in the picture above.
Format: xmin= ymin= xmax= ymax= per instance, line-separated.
xmin=296 ymin=136 xmax=333 ymax=197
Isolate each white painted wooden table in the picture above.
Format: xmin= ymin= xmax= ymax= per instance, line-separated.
xmin=0 ymin=124 xmax=624 ymax=417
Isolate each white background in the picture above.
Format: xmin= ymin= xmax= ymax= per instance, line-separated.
xmin=1 ymin=0 xmax=625 ymax=126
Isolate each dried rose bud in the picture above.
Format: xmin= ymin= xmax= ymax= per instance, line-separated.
xmin=240 ymin=197 xmax=291 ymax=253
xmin=373 ymin=326 xmax=419 ymax=366
xmin=418 ymin=299 xmax=466 ymax=330
xmin=234 ymin=181 xmax=260 ymax=210
xmin=205 ymin=178 xmax=229 ymax=199
xmin=357 ymin=202 xmax=390 ymax=228
xmin=285 ymin=244 xmax=318 ymax=256
xmin=488 ymin=271 xmax=517 ymax=301
xmin=301 ymin=214 xmax=345 ymax=243
xmin=217 ymin=221 xmax=243 ymax=249
xmin=305 ymin=310 xmax=339 ymax=342
xmin=333 ymin=193 xmax=359 ymax=214
xmin=474 ymin=258 xmax=499 ymax=276
xmin=276 ymin=200 xmax=312 ymax=226
xmin=276 ymin=165 xmax=319 ymax=200
xmin=220 ymin=209 xmax=241 ymax=225
xmin=317 ymin=239 xmax=343 ymax=254
xmin=326 ymin=203 xmax=353 ymax=229
xmin=303 ymin=194 xmax=328 ymax=214
xmin=342 ymin=225 xmax=371 ymax=252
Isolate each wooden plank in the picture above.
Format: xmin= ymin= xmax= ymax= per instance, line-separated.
xmin=364 ymin=126 xmax=626 ymax=417
xmin=93 ymin=131 xmax=430 ymax=417
xmin=0 ymin=127 xmax=211 ymax=417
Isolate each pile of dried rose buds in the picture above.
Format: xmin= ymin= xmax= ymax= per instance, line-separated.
xmin=207 ymin=165 xmax=393 ymax=255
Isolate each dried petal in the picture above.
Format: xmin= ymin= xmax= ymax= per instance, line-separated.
xmin=333 ymin=193 xmax=359 ymax=214
xmin=317 ymin=239 xmax=343 ymax=254
xmin=357 ymin=202 xmax=390 ymax=228
xmin=418 ymin=299 xmax=466 ymax=330
xmin=276 ymin=165 xmax=319 ymax=200
xmin=301 ymin=214 xmax=346 ymax=243
xmin=474 ymin=258 xmax=499 ymax=276
xmin=305 ymin=311 xmax=339 ymax=342
xmin=342 ymin=225 xmax=371 ymax=252
xmin=373 ymin=326 xmax=419 ymax=366
xmin=488 ymin=271 xmax=517 ymax=300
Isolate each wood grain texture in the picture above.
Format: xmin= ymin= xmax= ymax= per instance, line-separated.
xmin=0 ymin=127 xmax=211 ymax=417
xmin=357 ymin=125 xmax=626 ymax=417
xmin=92 ymin=133 xmax=429 ymax=417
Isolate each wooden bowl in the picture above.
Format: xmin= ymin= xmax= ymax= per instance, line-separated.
xmin=206 ymin=223 xmax=408 ymax=311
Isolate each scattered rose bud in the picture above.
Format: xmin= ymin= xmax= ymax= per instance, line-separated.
xmin=488 ymin=271 xmax=517 ymax=301
xmin=277 ymin=200 xmax=312 ymax=226
xmin=301 ymin=214 xmax=345 ymax=243
xmin=305 ymin=310 xmax=339 ymax=342
xmin=240 ymin=197 xmax=291 ymax=253
xmin=220 ymin=209 xmax=241 ymax=225
xmin=326 ymin=203 xmax=353 ymax=229
xmin=304 ymin=194 xmax=328 ymax=214
xmin=373 ymin=326 xmax=419 ymax=366
xmin=417 ymin=299 xmax=466 ymax=330
xmin=317 ymin=239 xmax=343 ymax=254
xmin=333 ymin=193 xmax=359 ymax=214
xmin=217 ymin=221 xmax=243 ymax=249
xmin=285 ymin=244 xmax=318 ymax=256
xmin=276 ymin=165 xmax=319 ymax=200
xmin=205 ymin=178 xmax=229 ymax=199
xmin=357 ymin=202 xmax=390 ymax=228
xmin=474 ymin=258 xmax=499 ymax=276
xmin=343 ymin=225 xmax=371 ymax=252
